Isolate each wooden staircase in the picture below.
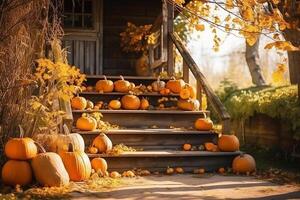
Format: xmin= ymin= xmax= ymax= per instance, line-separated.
xmin=70 ymin=75 xmax=241 ymax=173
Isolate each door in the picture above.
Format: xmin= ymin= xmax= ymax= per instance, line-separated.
xmin=62 ymin=0 xmax=103 ymax=75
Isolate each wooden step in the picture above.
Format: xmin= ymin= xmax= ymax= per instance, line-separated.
xmin=88 ymin=151 xmax=241 ymax=172
xmin=73 ymin=110 xmax=209 ymax=128
xmin=75 ymin=128 xmax=218 ymax=150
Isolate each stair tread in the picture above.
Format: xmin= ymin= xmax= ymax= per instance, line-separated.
xmin=88 ymin=151 xmax=241 ymax=158
xmin=80 ymin=91 xmax=179 ymax=97
xmin=73 ymin=128 xmax=215 ymax=135
xmin=73 ymin=109 xmax=209 ymax=114
xmin=86 ymin=75 xmax=172 ymax=81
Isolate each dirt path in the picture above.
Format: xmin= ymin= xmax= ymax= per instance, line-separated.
xmin=71 ymin=174 xmax=300 ymax=200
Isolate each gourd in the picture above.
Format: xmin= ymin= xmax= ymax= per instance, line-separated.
xmin=194 ymin=115 xmax=213 ymax=131
xmin=76 ymin=115 xmax=97 ymax=131
xmin=166 ymin=77 xmax=185 ymax=93
xmin=91 ymin=158 xmax=108 ymax=176
xmin=183 ymin=143 xmax=192 ymax=151
xmin=177 ymin=98 xmax=200 ymax=111
xmin=159 ymin=88 xmax=170 ymax=95
xmin=92 ymin=133 xmax=113 ymax=153
xmin=204 ymin=142 xmax=219 ymax=152
xmin=95 ymin=76 xmax=114 ymax=92
xmin=31 ymin=143 xmax=69 ymax=187
xmin=121 ymin=95 xmax=141 ymax=110
xmin=71 ymin=96 xmax=87 ymax=110
xmin=232 ymin=154 xmax=256 ymax=174
xmin=108 ymin=100 xmax=121 ymax=110
xmin=86 ymin=100 xmax=94 ymax=109
xmin=1 ymin=160 xmax=32 ymax=186
xmin=151 ymin=76 xmax=165 ymax=92
xmin=60 ymin=144 xmax=92 ymax=181
xmin=110 ymin=171 xmax=121 ymax=178
xmin=114 ymin=76 xmax=131 ymax=93
xmin=180 ymin=84 xmax=196 ymax=99
xmin=140 ymin=98 xmax=150 ymax=110
xmin=218 ymin=135 xmax=240 ymax=152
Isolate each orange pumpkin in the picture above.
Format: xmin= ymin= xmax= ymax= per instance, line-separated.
xmin=180 ymin=84 xmax=196 ymax=99
xmin=60 ymin=144 xmax=91 ymax=181
xmin=71 ymin=96 xmax=87 ymax=110
xmin=177 ymin=99 xmax=200 ymax=111
xmin=88 ymin=146 xmax=98 ymax=154
xmin=140 ymin=98 xmax=150 ymax=110
xmin=183 ymin=143 xmax=192 ymax=151
xmin=108 ymin=100 xmax=121 ymax=110
xmin=110 ymin=171 xmax=121 ymax=178
xmin=194 ymin=117 xmax=213 ymax=131
xmin=91 ymin=158 xmax=108 ymax=176
xmin=175 ymin=167 xmax=184 ymax=174
xmin=218 ymin=167 xmax=226 ymax=174
xmin=166 ymin=167 xmax=174 ymax=175
xmin=114 ymin=76 xmax=131 ymax=93
xmin=86 ymin=86 xmax=94 ymax=92
xmin=218 ymin=135 xmax=240 ymax=152
xmin=92 ymin=133 xmax=112 ymax=153
xmin=159 ymin=88 xmax=171 ymax=95
xmin=1 ymin=160 xmax=32 ymax=186
xmin=76 ymin=116 xmax=97 ymax=131
xmin=204 ymin=142 xmax=218 ymax=152
xmin=121 ymin=95 xmax=140 ymax=110
xmin=232 ymin=154 xmax=256 ymax=174
xmin=95 ymin=76 xmax=114 ymax=92
xmin=166 ymin=77 xmax=185 ymax=93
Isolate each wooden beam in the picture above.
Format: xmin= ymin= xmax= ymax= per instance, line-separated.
xmin=183 ymin=61 xmax=189 ymax=83
xmin=167 ymin=1 xmax=174 ymax=76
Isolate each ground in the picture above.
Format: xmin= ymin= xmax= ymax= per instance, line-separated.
xmin=71 ymin=175 xmax=300 ymax=200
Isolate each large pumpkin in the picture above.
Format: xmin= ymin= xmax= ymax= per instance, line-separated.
xmin=166 ymin=77 xmax=185 ymax=93
xmin=180 ymin=84 xmax=196 ymax=99
xmin=232 ymin=154 xmax=256 ymax=173
xmin=218 ymin=135 xmax=240 ymax=152
xmin=91 ymin=158 xmax=108 ymax=175
xmin=71 ymin=96 xmax=87 ymax=110
xmin=1 ymin=160 xmax=32 ymax=186
xmin=76 ymin=115 xmax=97 ymax=131
xmin=95 ymin=76 xmax=114 ymax=92
xmin=121 ymin=95 xmax=140 ymax=110
xmin=177 ymin=98 xmax=200 ymax=111
xmin=114 ymin=76 xmax=131 ymax=93
xmin=151 ymin=77 xmax=165 ymax=92
xmin=60 ymin=144 xmax=91 ymax=181
xmin=31 ymin=144 xmax=69 ymax=187
xmin=92 ymin=133 xmax=112 ymax=153
xmin=194 ymin=117 xmax=213 ymax=131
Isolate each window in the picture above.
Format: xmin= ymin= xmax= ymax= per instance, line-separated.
xmin=63 ymin=0 xmax=93 ymax=29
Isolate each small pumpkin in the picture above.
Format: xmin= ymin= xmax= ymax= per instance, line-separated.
xmin=218 ymin=167 xmax=226 ymax=174
xmin=151 ymin=76 xmax=165 ymax=92
xmin=89 ymin=146 xmax=98 ymax=154
xmin=114 ymin=76 xmax=131 ymax=93
xmin=95 ymin=76 xmax=114 ymax=93
xmin=166 ymin=77 xmax=185 ymax=93
xmin=232 ymin=154 xmax=256 ymax=174
xmin=166 ymin=167 xmax=174 ymax=175
xmin=218 ymin=135 xmax=240 ymax=152
xmin=159 ymin=88 xmax=171 ymax=95
xmin=140 ymin=170 xmax=151 ymax=176
xmin=140 ymin=98 xmax=150 ymax=110
xmin=91 ymin=158 xmax=108 ymax=176
xmin=121 ymin=95 xmax=141 ymax=110
xmin=1 ymin=160 xmax=32 ymax=186
xmin=177 ymin=98 xmax=200 ymax=111
xmin=180 ymin=84 xmax=196 ymax=99
xmin=122 ymin=170 xmax=135 ymax=177
xmin=60 ymin=144 xmax=92 ymax=181
xmin=204 ymin=142 xmax=218 ymax=152
xmin=129 ymin=82 xmax=136 ymax=90
xmin=175 ymin=167 xmax=184 ymax=174
xmin=92 ymin=133 xmax=113 ymax=153
xmin=76 ymin=116 xmax=97 ymax=131
xmin=194 ymin=117 xmax=213 ymax=131
xmin=108 ymin=100 xmax=121 ymax=110
xmin=86 ymin=86 xmax=94 ymax=92
xmin=183 ymin=143 xmax=192 ymax=151
xmin=71 ymin=96 xmax=87 ymax=110
xmin=110 ymin=171 xmax=121 ymax=178
xmin=86 ymin=100 xmax=94 ymax=109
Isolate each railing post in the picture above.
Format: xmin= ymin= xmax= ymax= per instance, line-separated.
xmin=197 ymin=80 xmax=203 ymax=110
xmin=166 ymin=0 xmax=174 ymax=76
xmin=222 ymin=118 xmax=231 ymax=134
xmin=183 ymin=61 xmax=189 ymax=83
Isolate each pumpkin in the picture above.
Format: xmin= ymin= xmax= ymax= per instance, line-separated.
xmin=151 ymin=77 xmax=165 ymax=92
xmin=122 ymin=170 xmax=135 ymax=177
xmin=166 ymin=167 xmax=174 ymax=175
xmin=121 ymin=95 xmax=140 ymax=110
xmin=92 ymin=133 xmax=112 ymax=153
xmin=5 ymin=127 xmax=37 ymax=160
xmin=175 ymin=167 xmax=184 ymax=174
xmin=86 ymin=100 xmax=94 ymax=109
xmin=114 ymin=76 xmax=131 ymax=93
xmin=108 ymin=100 xmax=121 ymax=110
xmin=31 ymin=143 xmax=69 ymax=187
xmin=140 ymin=170 xmax=151 ymax=176
xmin=95 ymin=76 xmax=114 ymax=92
xmin=71 ymin=96 xmax=87 ymax=110
xmin=166 ymin=77 xmax=185 ymax=93
xmin=232 ymin=154 xmax=256 ymax=174
xmin=180 ymin=84 xmax=196 ymax=99
xmin=159 ymin=88 xmax=171 ymax=95
xmin=177 ymin=98 xmax=200 ymax=111
xmin=218 ymin=167 xmax=226 ymax=174
xmin=183 ymin=143 xmax=192 ymax=151
xmin=129 ymin=82 xmax=136 ymax=90
xmin=1 ymin=160 xmax=32 ymax=186
xmin=204 ymin=142 xmax=218 ymax=152
xmin=110 ymin=171 xmax=121 ymax=178
xmin=194 ymin=117 xmax=213 ymax=131
xmin=91 ymin=158 xmax=108 ymax=175
xmin=218 ymin=135 xmax=240 ymax=152
xmin=86 ymin=86 xmax=94 ymax=92
xmin=199 ymin=168 xmax=205 ymax=174
xmin=89 ymin=146 xmax=98 ymax=154
xmin=76 ymin=116 xmax=97 ymax=131
xmin=60 ymin=144 xmax=92 ymax=181
xmin=140 ymin=98 xmax=149 ymax=110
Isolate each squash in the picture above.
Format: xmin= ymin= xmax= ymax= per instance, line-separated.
xmin=86 ymin=86 xmax=94 ymax=92
xmin=71 ymin=96 xmax=87 ymax=110
xmin=159 ymin=88 xmax=170 ymax=95
xmin=31 ymin=143 xmax=69 ymax=187
xmin=86 ymin=100 xmax=94 ymax=109
xmin=180 ymin=84 xmax=196 ymax=99
xmin=218 ymin=135 xmax=240 ymax=152
xmin=76 ymin=115 xmax=97 ymax=131
xmin=5 ymin=126 xmax=37 ymax=160
xmin=218 ymin=167 xmax=226 ymax=174
xmin=166 ymin=167 xmax=174 ymax=175
xmin=175 ymin=167 xmax=184 ymax=174
xmin=108 ymin=100 xmax=121 ymax=110
xmin=204 ymin=142 xmax=218 ymax=152
xmin=140 ymin=98 xmax=150 ymax=110
xmin=232 ymin=154 xmax=256 ymax=174
xmin=151 ymin=76 xmax=165 ymax=92
xmin=89 ymin=146 xmax=98 ymax=154
xmin=95 ymin=76 xmax=114 ymax=92
xmin=122 ymin=170 xmax=135 ymax=177
xmin=194 ymin=117 xmax=213 ymax=131
xmin=92 ymin=133 xmax=112 ymax=153
xmin=110 ymin=171 xmax=121 ymax=178
xmin=1 ymin=160 xmax=32 ymax=186
xmin=91 ymin=158 xmax=108 ymax=176
xmin=166 ymin=77 xmax=185 ymax=93
xmin=183 ymin=143 xmax=192 ymax=151
xmin=60 ymin=144 xmax=92 ymax=181
xmin=177 ymin=98 xmax=200 ymax=111
xmin=121 ymin=95 xmax=140 ymax=110
xmin=114 ymin=76 xmax=131 ymax=93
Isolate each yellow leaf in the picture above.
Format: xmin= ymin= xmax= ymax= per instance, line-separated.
xmin=264 ymin=41 xmax=299 ymax=51
xmin=195 ymin=24 xmax=205 ymax=31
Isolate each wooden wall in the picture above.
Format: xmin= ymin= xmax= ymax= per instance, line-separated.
xmin=103 ymin=0 xmax=161 ymax=75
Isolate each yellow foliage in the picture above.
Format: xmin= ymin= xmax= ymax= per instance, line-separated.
xmin=264 ymin=41 xmax=299 ymax=51
xmin=272 ymin=64 xmax=288 ymax=86
xmin=195 ymin=24 xmax=205 ymax=31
